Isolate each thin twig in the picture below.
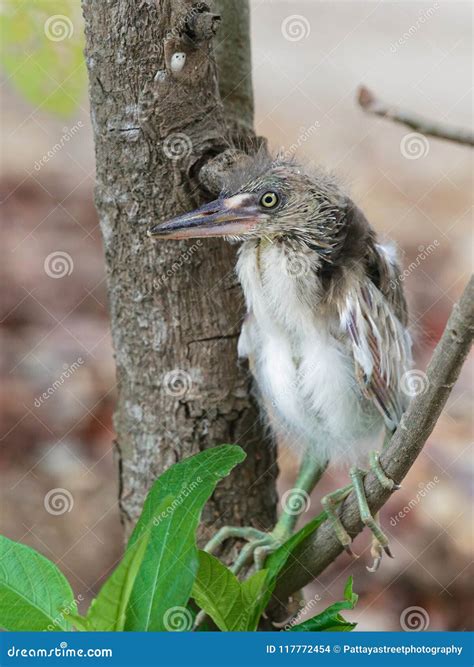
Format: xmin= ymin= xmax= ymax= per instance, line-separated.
xmin=358 ymin=85 xmax=474 ymax=147
xmin=270 ymin=275 xmax=474 ymax=619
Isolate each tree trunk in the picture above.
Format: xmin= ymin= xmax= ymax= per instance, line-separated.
xmin=81 ymin=0 xmax=277 ymax=545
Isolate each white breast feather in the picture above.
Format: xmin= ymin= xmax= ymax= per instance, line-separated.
xmin=237 ymin=242 xmax=386 ymax=466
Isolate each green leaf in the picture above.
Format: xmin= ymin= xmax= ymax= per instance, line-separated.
xmin=0 ymin=535 xmax=76 ymax=631
xmin=0 ymin=1 xmax=86 ymax=116
xmin=289 ymin=576 xmax=358 ymax=632
xmin=125 ymin=445 xmax=246 ymax=631
xmin=250 ymin=513 xmax=326 ymax=622
xmin=240 ymin=569 xmax=270 ymax=631
xmin=191 ymin=514 xmax=327 ymax=632
xmin=68 ymin=613 xmax=91 ymax=632
xmin=194 ymin=513 xmax=326 ymax=631
xmin=85 ymin=529 xmax=152 ymax=631
xmin=265 ymin=514 xmax=326 ymax=581
xmin=192 ymin=551 xmax=247 ymax=631
xmin=192 ymin=551 xmax=269 ymax=632
xmin=343 ymin=575 xmax=358 ymax=604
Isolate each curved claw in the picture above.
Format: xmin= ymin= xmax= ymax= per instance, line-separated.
xmin=366 ymin=555 xmax=382 ymax=573
xmin=383 ymin=544 xmax=394 ymax=559
xmin=344 ymin=544 xmax=359 ymax=559
xmin=366 ymin=540 xmax=394 ymax=573
xmin=367 ymin=542 xmax=383 ymax=573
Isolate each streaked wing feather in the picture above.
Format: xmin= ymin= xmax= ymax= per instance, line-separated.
xmin=339 ymin=247 xmax=412 ymax=430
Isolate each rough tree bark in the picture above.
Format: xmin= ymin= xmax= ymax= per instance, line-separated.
xmin=81 ymin=0 xmax=277 ymax=544
xmin=213 ymin=0 xmax=254 ymax=134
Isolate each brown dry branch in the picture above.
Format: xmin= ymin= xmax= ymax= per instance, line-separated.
xmin=270 ymin=275 xmax=474 ymax=619
xmin=358 ymin=85 xmax=474 ymax=146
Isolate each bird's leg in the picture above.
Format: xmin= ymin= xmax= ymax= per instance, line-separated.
xmin=364 ymin=432 xmax=400 ymax=570
xmin=321 ymin=449 xmax=399 ymax=568
xmin=321 ymin=483 xmax=355 ymax=555
xmin=231 ymin=453 xmax=328 ymax=575
xmin=204 ymin=453 xmax=327 ymax=576
xmin=349 ymin=466 xmax=393 ymax=572
xmin=273 ymin=453 xmax=328 ymax=541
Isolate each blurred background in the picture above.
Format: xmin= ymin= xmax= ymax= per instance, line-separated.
xmin=1 ymin=0 xmax=472 ymax=631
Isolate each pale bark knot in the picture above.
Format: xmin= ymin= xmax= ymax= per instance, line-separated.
xmin=171 ymin=52 xmax=186 ymax=73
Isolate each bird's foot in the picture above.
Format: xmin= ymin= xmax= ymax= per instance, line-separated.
xmin=349 ymin=466 xmax=394 ymax=572
xmin=321 ymin=483 xmax=356 ymax=556
xmin=366 ymin=513 xmax=388 ymax=573
xmin=195 ymin=525 xmax=290 ymax=629
xmin=369 ymin=450 xmax=401 ymax=491
xmin=204 ymin=524 xmax=290 ymax=576
xmin=321 ymin=460 xmax=399 ymax=571
xmin=366 ymin=451 xmax=400 ymax=571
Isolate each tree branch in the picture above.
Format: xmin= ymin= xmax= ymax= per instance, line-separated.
xmin=270 ymin=275 xmax=474 ymax=619
xmin=358 ymin=85 xmax=474 ymax=146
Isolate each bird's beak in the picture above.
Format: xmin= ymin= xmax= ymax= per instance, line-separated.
xmin=147 ymin=194 xmax=264 ymax=240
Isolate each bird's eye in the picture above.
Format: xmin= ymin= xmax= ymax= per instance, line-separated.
xmin=260 ymin=191 xmax=279 ymax=209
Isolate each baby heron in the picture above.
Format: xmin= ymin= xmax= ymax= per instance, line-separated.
xmin=148 ymin=154 xmax=412 ymax=572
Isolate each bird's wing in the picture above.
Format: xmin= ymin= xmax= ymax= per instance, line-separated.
xmin=338 ymin=245 xmax=412 ymax=430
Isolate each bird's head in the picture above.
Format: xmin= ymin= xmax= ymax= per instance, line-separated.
xmin=148 ymin=153 xmax=351 ymax=258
